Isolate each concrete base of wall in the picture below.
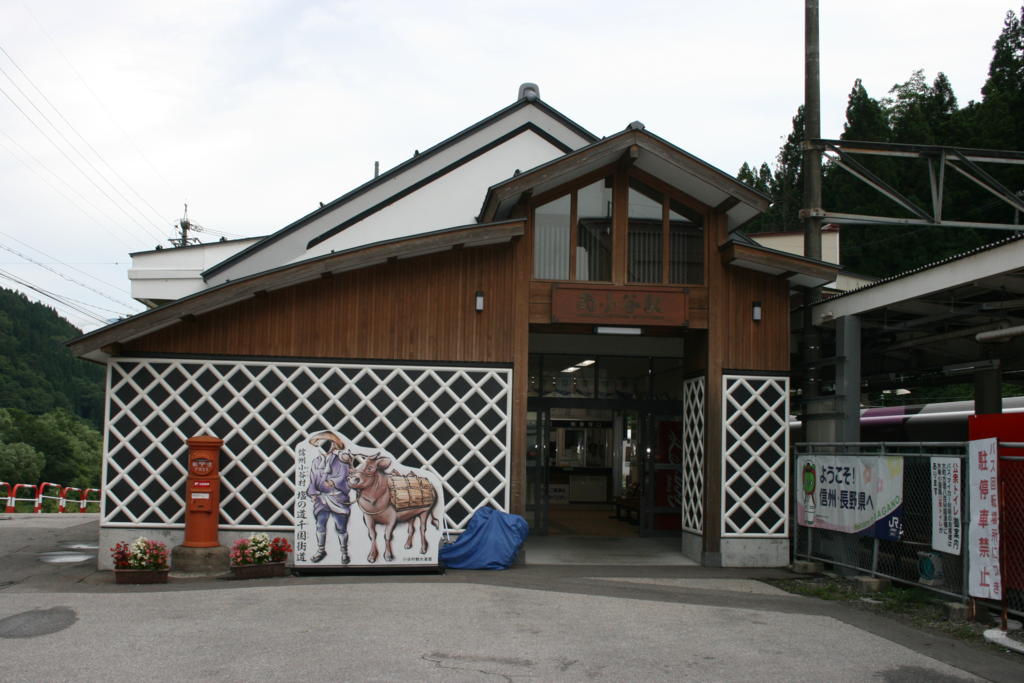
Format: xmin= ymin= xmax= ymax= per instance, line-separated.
xmin=718 ymin=537 xmax=789 ymax=567
xmin=791 ymin=560 xmax=824 ymax=574
xmin=852 ymin=576 xmax=891 ymax=593
xmin=680 ymin=531 xmax=702 ymax=563
xmin=680 ymin=533 xmax=790 ymax=568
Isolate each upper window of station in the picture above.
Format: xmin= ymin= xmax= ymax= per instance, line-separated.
xmin=628 ymin=177 xmax=704 ymax=285
xmin=533 ymin=177 xmax=613 ymax=281
xmin=532 ymin=171 xmax=703 ymax=284
xmin=668 ymin=198 xmax=703 ymax=285
xmin=534 ymin=195 xmax=570 ymax=279
xmin=627 ymin=179 xmax=663 ymax=283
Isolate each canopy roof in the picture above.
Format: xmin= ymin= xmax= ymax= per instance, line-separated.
xmin=810 ymin=233 xmax=1024 ymax=389
xmin=70 ymin=221 xmax=524 ymax=363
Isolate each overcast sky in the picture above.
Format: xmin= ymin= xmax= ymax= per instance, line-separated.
xmin=0 ymin=1 xmax=1017 ymax=331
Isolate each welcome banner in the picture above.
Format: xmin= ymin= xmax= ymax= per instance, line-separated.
xmin=796 ymin=455 xmax=904 ymax=541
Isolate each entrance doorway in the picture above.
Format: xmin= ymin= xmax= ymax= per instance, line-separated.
xmin=524 ymin=339 xmax=690 ymax=538
xmin=525 ymin=402 xmax=683 ymax=537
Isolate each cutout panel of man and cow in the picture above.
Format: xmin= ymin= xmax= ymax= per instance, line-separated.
xmin=293 ymin=431 xmax=445 ymax=569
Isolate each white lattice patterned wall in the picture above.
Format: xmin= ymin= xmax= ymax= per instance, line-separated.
xmin=681 ymin=376 xmax=705 ymax=534
xmin=720 ymin=374 xmax=789 ymax=537
xmin=102 ymin=358 xmax=511 ymax=531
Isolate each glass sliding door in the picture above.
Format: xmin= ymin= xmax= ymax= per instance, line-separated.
xmin=637 ymin=411 xmax=684 ymax=535
xmin=524 ymin=409 xmax=551 ymax=534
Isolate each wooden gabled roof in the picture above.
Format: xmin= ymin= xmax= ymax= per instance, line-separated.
xmin=479 ymin=123 xmax=771 ymax=232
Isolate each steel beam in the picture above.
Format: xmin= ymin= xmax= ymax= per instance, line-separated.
xmin=818 ymin=212 xmax=1023 ymax=230
xmin=946 ymin=151 xmax=1024 ymax=213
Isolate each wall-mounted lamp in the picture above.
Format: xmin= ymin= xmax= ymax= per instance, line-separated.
xmin=474 ymin=290 xmax=484 ymax=313
xmin=752 ymin=301 xmax=762 ymax=322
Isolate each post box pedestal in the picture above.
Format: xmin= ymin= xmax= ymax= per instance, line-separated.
xmin=170 ymin=544 xmax=231 ymax=577
xmin=170 ymin=435 xmax=230 ymax=577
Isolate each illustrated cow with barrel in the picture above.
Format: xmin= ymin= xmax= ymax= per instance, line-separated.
xmin=307 ymin=431 xmax=440 ymax=564
xmin=347 ymin=453 xmax=440 ymax=563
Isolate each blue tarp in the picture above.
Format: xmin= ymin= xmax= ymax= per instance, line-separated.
xmin=439 ymin=506 xmax=529 ymax=570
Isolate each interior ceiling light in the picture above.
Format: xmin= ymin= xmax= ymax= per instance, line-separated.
xmin=561 ymin=366 xmax=581 ymax=373
xmin=595 ymin=326 xmax=642 ymax=335
xmin=576 ymin=359 xmax=596 ymax=367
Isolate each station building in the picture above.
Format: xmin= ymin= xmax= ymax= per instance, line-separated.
xmin=72 ymin=84 xmax=837 ymax=568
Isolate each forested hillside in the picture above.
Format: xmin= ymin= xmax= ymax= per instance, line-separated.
xmin=0 ymin=287 xmax=104 ymax=487
xmin=738 ymin=6 xmax=1024 ymax=277
xmin=0 ymin=286 xmax=104 ymax=425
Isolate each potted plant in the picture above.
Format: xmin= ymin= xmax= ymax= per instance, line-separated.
xmin=110 ymin=537 xmax=170 ymax=584
xmin=229 ymin=533 xmax=292 ymax=579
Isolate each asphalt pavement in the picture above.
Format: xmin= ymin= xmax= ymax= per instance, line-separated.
xmin=1 ymin=514 xmax=1020 ymax=682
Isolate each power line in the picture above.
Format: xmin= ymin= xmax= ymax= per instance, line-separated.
xmin=0 ymin=243 xmax=137 ymax=311
xmin=0 ymin=268 xmax=120 ymax=316
xmin=0 ymin=79 xmax=167 ymax=243
xmin=0 ymin=268 xmax=109 ymax=325
xmin=0 ymin=42 xmax=172 ymax=232
xmin=0 ymin=127 xmax=146 ymax=250
xmin=20 ymin=3 xmax=175 ymax=192
xmin=0 ymin=229 xmax=133 ymax=294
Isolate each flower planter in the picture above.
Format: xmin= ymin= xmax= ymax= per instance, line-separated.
xmin=230 ymin=561 xmax=288 ymax=579
xmin=114 ymin=568 xmax=170 ymax=584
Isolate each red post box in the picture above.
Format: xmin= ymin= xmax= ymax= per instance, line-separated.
xmin=184 ymin=435 xmax=223 ymax=548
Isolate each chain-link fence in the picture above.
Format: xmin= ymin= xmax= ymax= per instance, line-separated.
xmin=794 ymin=441 xmax=1024 ymax=619
xmin=1000 ymin=442 xmax=1024 ymax=617
xmin=793 ymin=442 xmax=969 ymax=601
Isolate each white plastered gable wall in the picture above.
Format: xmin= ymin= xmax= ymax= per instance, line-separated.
xmin=206 ymin=101 xmax=593 ymax=285
xmin=300 ymin=129 xmax=565 ymax=259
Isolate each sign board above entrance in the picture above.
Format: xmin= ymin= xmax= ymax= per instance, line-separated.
xmin=551 ymin=285 xmax=688 ymax=326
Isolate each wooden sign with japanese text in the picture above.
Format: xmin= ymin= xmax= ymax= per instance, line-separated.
xmin=551 ymin=285 xmax=687 ymax=326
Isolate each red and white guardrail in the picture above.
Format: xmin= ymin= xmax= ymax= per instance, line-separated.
xmin=4 ymin=482 xmax=101 ymax=513
xmin=35 ymin=482 xmax=62 ymax=513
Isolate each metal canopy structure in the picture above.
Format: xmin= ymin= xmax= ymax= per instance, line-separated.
xmin=803 ymin=138 xmax=1024 ymax=231
xmin=807 ymin=233 xmax=1024 ymax=395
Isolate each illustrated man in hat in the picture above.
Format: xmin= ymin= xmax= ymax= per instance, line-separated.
xmin=306 ymin=431 xmax=353 ymax=564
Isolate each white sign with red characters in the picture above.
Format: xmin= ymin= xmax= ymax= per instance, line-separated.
xmin=968 ymin=438 xmax=1001 ymax=600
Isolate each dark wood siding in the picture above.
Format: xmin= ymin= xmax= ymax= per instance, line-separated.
xmin=702 ymin=211 xmax=792 ymax=555
xmin=716 ymin=268 xmax=790 ymax=371
xmin=124 ymin=243 xmax=522 ymax=364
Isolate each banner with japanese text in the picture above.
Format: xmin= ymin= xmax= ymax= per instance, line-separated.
xmin=968 ymin=438 xmax=1001 ymax=600
xmin=796 ymin=455 xmax=904 ymax=540
xmin=930 ymin=458 xmax=962 ymax=555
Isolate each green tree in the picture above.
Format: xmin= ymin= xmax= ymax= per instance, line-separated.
xmin=739 ymin=107 xmax=805 ymax=234
xmin=982 ymin=7 xmax=1024 ymax=100
xmin=884 ymin=70 xmax=959 ymax=144
xmin=738 ymin=161 xmax=773 ymax=195
xmin=2 ymin=408 xmax=101 ymax=487
xmin=0 ymin=441 xmax=45 ymax=484
xmin=842 ymin=78 xmax=890 ymax=141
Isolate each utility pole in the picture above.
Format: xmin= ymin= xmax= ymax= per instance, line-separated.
xmin=801 ymin=0 xmax=825 ymax=438
xmin=803 ymin=0 xmax=822 ymax=263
